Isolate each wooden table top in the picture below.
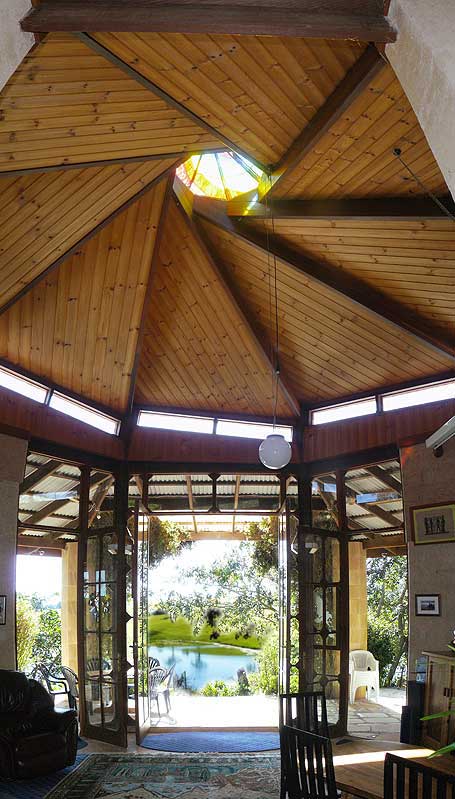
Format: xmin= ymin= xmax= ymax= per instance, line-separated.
xmin=332 ymin=738 xmax=455 ymax=799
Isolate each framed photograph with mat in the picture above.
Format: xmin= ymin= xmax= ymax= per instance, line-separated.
xmin=415 ymin=594 xmax=440 ymax=616
xmin=410 ymin=502 xmax=455 ymax=545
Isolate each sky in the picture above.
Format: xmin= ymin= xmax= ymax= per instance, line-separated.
xmin=150 ymin=540 xmax=242 ymax=604
xmin=16 ymin=554 xmax=62 ymax=602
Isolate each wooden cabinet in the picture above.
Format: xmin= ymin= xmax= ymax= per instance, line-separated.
xmin=422 ymin=651 xmax=455 ymax=749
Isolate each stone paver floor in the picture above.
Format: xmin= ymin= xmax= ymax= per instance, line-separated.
xmin=146 ymin=688 xmax=406 ymax=740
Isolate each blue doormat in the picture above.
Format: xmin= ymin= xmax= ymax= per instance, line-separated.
xmin=0 ymin=754 xmax=87 ymax=799
xmin=141 ymin=731 xmax=280 ymax=752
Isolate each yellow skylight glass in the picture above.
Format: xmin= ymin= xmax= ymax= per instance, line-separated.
xmin=176 ymin=152 xmax=262 ymax=199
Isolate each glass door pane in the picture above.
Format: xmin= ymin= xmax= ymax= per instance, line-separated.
xmin=78 ymin=469 xmax=128 ymax=747
xmin=133 ymin=502 xmax=152 ymax=744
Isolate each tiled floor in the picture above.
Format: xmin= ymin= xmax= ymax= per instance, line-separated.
xmin=82 ymin=688 xmax=405 ymax=752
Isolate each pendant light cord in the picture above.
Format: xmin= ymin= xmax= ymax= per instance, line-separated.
xmin=393 ymin=148 xmax=455 ymax=222
xmin=264 ymin=175 xmax=281 ymax=429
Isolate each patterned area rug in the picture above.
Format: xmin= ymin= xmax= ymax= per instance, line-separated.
xmin=0 ymin=755 xmax=87 ymax=799
xmin=44 ymin=752 xmax=281 ymax=799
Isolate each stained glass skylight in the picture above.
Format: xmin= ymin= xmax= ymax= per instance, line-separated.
xmin=176 ymin=152 xmax=263 ymax=199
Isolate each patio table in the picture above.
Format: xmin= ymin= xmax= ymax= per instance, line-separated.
xmin=332 ymin=738 xmax=455 ymax=799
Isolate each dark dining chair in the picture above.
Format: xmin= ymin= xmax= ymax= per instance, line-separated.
xmin=280 ymin=692 xmax=330 ymax=737
xmin=280 ymin=692 xmax=330 ymax=799
xmin=60 ymin=666 xmax=79 ymax=711
xmin=281 ymin=724 xmax=340 ymax=799
xmin=384 ymin=752 xmax=455 ymax=799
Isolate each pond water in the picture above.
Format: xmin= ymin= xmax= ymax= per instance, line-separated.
xmin=149 ymin=643 xmax=259 ymax=691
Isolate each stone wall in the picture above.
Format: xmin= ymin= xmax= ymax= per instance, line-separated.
xmin=387 ymin=0 xmax=455 ymax=200
xmin=61 ymin=542 xmax=78 ymax=673
xmin=401 ymin=438 xmax=455 ymax=677
xmin=0 ymin=0 xmax=34 ymax=91
xmin=0 ymin=433 xmax=28 ymax=669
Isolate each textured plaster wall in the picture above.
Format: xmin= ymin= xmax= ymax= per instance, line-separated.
xmin=0 ymin=434 xmax=28 ymax=670
xmin=387 ymin=0 xmax=455 ymax=200
xmin=401 ymin=439 xmax=455 ymax=678
xmin=0 ymin=0 xmax=34 ymax=91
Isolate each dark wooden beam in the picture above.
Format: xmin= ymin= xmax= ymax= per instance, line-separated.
xmin=0 ymin=149 xmax=224 ymax=180
xmin=88 ymin=475 xmax=115 ymax=526
xmin=21 ymin=1 xmax=396 ymax=43
xmin=175 ymin=191 xmax=301 ymax=417
xmin=126 ymin=178 xmax=174 ymax=413
xmin=361 ymin=502 xmax=403 ymax=528
xmin=73 ymin=33 xmax=266 ymax=174
xmin=0 ymin=159 xmax=181 ymax=317
xmin=259 ymin=46 xmax=385 ymax=197
xmin=364 ymin=465 xmax=402 ymax=493
xmin=20 ymin=459 xmax=61 ymax=493
xmin=193 ymin=201 xmax=455 ymax=363
xmin=227 ymin=195 xmax=455 ymax=220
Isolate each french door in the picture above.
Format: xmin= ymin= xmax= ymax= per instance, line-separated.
xmin=132 ymin=501 xmax=152 ymax=744
xmin=78 ymin=467 xmax=129 ymax=746
xmin=278 ymin=499 xmax=349 ymax=736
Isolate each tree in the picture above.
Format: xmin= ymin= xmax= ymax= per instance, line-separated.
xmin=157 ymin=542 xmax=278 ymax=641
xmin=32 ymin=608 xmax=62 ymax=665
xmin=16 ymin=597 xmax=39 ymax=671
xmin=367 ymin=555 xmax=408 ymax=687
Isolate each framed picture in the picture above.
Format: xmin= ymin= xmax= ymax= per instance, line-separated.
xmin=0 ymin=596 xmax=6 ymax=625
xmin=415 ymin=594 xmax=440 ymax=616
xmin=410 ymin=502 xmax=455 ymax=545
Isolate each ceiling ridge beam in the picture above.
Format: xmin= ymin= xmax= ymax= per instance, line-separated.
xmin=259 ymin=45 xmax=385 ymax=199
xmin=21 ymin=2 xmax=397 ymax=43
xmin=175 ymin=192 xmax=301 ymax=417
xmin=227 ymin=195 xmax=455 ymax=220
xmin=0 ymin=158 xmax=181 ymax=317
xmin=73 ymin=32 xmax=267 ymax=174
xmin=126 ymin=176 xmax=175 ymax=416
xmin=193 ymin=199 xmax=455 ymax=363
xmin=0 ymin=149 xmax=225 ymax=180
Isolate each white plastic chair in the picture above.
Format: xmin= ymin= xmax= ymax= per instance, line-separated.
xmin=349 ymin=650 xmax=380 ymax=703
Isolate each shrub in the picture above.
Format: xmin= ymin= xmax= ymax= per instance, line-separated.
xmin=201 ymin=680 xmax=239 ymax=697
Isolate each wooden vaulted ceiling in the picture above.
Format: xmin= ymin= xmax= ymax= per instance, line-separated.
xmin=0 ymin=7 xmax=454 ymax=429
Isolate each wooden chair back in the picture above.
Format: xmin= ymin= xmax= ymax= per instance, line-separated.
xmin=279 ymin=692 xmax=330 ymax=737
xmin=281 ymin=724 xmax=339 ymax=799
xmin=384 ymin=752 xmax=455 ymax=799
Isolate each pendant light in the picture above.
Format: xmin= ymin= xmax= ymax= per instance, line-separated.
xmin=259 ymin=184 xmax=291 ymax=470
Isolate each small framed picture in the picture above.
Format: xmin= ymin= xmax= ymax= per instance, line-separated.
xmin=0 ymin=596 xmax=6 ymax=625
xmin=411 ymin=502 xmax=455 ymax=545
xmin=415 ymin=594 xmax=440 ymax=616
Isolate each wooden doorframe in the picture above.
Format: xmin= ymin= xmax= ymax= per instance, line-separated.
xmin=77 ymin=464 xmax=129 ymax=747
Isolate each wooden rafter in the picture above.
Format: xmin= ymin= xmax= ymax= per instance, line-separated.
xmin=0 ymin=149 xmax=224 ymax=180
xmin=20 ymin=471 xmax=108 ymax=528
xmin=72 ymin=33 xmax=266 ymax=173
xmin=259 ymin=46 xmax=385 ymax=197
xmin=20 ymin=459 xmax=61 ymax=493
xmin=193 ymin=200 xmax=455 ymax=363
xmin=227 ymin=196 xmax=455 ymax=220
xmin=21 ymin=1 xmax=396 ymax=42
xmin=176 ymin=191 xmax=300 ymax=417
xmin=365 ymin=465 xmax=402 ymax=493
xmin=0 ymin=159 xmax=181 ymax=317
xmin=88 ymin=475 xmax=115 ymax=526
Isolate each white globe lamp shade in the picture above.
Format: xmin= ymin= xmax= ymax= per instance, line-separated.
xmin=258 ymin=433 xmax=292 ymax=470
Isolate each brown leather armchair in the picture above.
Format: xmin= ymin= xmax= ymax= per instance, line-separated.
xmin=0 ymin=669 xmax=78 ymax=779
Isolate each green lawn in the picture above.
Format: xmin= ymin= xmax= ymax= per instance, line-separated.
xmin=148 ymin=613 xmax=261 ymax=650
